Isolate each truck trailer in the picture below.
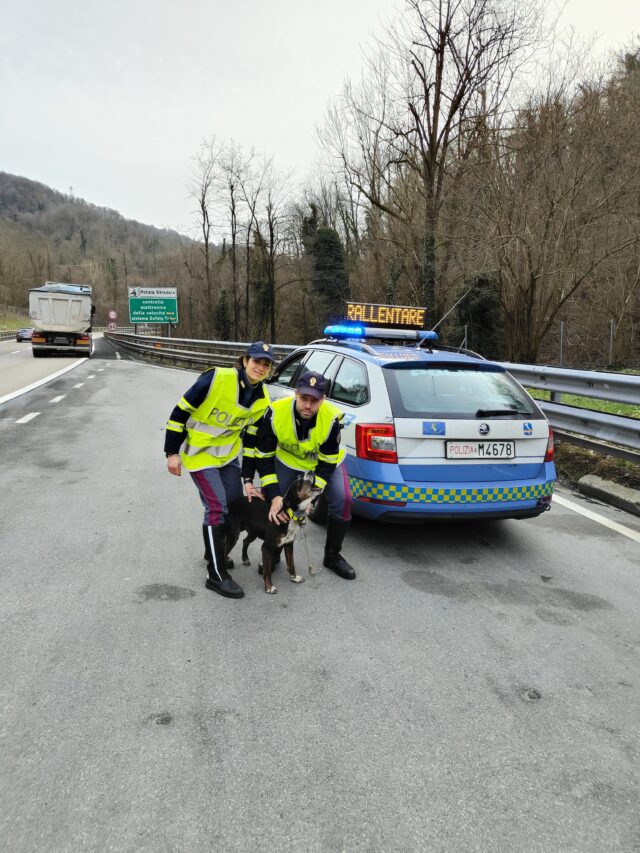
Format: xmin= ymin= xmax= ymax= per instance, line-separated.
xmin=29 ymin=282 xmax=94 ymax=358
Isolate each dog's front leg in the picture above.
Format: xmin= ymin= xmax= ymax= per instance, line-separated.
xmin=284 ymin=541 xmax=304 ymax=584
xmin=261 ymin=544 xmax=277 ymax=594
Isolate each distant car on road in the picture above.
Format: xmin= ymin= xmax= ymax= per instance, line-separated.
xmin=16 ymin=328 xmax=33 ymax=342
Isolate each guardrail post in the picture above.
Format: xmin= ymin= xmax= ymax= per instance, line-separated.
xmin=609 ymin=319 xmax=616 ymax=366
xmin=559 ymin=320 xmax=565 ymax=367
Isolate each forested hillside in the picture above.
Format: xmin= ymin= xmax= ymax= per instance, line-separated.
xmin=0 ymin=172 xmax=185 ymax=329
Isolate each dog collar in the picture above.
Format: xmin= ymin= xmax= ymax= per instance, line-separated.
xmin=286 ymin=507 xmax=307 ymax=524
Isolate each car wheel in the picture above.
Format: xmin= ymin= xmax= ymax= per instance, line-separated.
xmin=309 ymin=492 xmax=328 ymax=525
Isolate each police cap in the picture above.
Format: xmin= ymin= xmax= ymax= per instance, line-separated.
xmin=295 ymin=370 xmax=327 ymax=399
xmin=245 ymin=340 xmax=275 ymax=362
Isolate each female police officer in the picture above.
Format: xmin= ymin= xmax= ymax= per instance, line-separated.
xmin=164 ymin=341 xmax=275 ymax=599
xmin=255 ymin=370 xmax=356 ymax=580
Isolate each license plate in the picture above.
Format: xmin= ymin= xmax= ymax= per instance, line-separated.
xmin=446 ymin=441 xmax=515 ymax=459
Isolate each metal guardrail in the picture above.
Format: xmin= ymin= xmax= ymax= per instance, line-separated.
xmin=503 ymin=362 xmax=640 ymax=406
xmin=104 ymin=332 xmax=640 ymax=462
xmin=503 ymin=363 xmax=640 ymax=461
xmin=105 ymin=332 xmax=295 ymax=368
xmin=541 ymin=403 xmax=640 ymax=459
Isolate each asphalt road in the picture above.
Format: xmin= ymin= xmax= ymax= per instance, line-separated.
xmin=1 ymin=338 xmax=639 ymax=852
xmin=0 ymin=337 xmax=92 ymax=400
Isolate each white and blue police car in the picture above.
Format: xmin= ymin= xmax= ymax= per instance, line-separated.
xmin=267 ymin=309 xmax=555 ymax=523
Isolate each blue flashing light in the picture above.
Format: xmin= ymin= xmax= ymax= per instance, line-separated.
xmin=419 ymin=330 xmax=439 ymax=341
xmin=324 ymin=324 xmax=366 ymax=338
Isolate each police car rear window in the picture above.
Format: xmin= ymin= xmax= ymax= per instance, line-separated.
xmin=382 ymin=365 xmax=540 ymax=419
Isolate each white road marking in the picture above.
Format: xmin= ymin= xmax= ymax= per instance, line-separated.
xmin=10 ymin=350 xmax=20 ymax=355
xmin=115 ymin=352 xmax=121 ymax=360
xmin=49 ymin=395 xmax=66 ymax=403
xmin=554 ymin=493 xmax=640 ymax=545
xmin=15 ymin=412 xmax=40 ymax=424
xmin=73 ymin=383 xmax=85 ymax=388
xmin=88 ymin=374 xmax=96 ymax=379
xmin=0 ymin=359 xmax=87 ymax=406
xmin=97 ymin=368 xmax=104 ymax=372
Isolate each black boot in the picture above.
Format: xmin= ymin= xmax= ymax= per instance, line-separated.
xmin=203 ymin=528 xmax=234 ymax=570
xmin=323 ymin=517 xmax=356 ymax=580
xmin=202 ymin=525 xmax=244 ymax=598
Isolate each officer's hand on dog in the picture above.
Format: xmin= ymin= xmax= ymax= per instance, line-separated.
xmin=167 ymin=454 xmax=182 ymax=476
xmin=269 ymin=496 xmax=285 ymax=524
xmin=245 ymin=482 xmax=265 ymax=502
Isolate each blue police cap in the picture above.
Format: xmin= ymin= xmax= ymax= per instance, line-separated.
xmin=245 ymin=341 xmax=275 ymax=362
xmin=295 ymin=370 xmax=327 ymax=399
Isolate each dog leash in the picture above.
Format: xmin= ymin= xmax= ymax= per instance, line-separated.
xmin=300 ymin=523 xmax=321 ymax=576
xmin=284 ymin=507 xmax=321 ymax=576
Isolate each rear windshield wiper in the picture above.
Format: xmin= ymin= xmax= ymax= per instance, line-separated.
xmin=475 ymin=408 xmax=526 ymax=417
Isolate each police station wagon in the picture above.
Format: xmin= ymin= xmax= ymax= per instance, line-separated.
xmin=267 ymin=309 xmax=555 ymax=523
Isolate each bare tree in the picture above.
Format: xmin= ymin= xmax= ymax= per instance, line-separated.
xmin=184 ymin=137 xmax=224 ymax=337
xmin=320 ymin=0 xmax=540 ymax=311
xmin=253 ymin=163 xmax=291 ymax=342
xmin=236 ymin=150 xmax=266 ymax=338
xmin=475 ymin=77 xmax=640 ymax=362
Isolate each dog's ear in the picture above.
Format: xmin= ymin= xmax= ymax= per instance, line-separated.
xmin=302 ymin=471 xmax=315 ymax=486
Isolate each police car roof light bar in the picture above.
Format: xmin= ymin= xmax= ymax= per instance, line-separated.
xmin=323 ymin=324 xmax=439 ymax=343
xmin=323 ymin=323 xmax=366 ymax=338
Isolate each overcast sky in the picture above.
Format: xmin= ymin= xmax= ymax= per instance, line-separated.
xmin=1 ymin=0 xmax=637 ymax=234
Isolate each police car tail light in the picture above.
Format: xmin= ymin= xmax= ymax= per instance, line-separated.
xmin=545 ymin=429 xmax=554 ymax=462
xmin=356 ymin=424 xmax=398 ymax=464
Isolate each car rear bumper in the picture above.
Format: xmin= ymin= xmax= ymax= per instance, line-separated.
xmin=347 ymin=462 xmax=555 ymax=522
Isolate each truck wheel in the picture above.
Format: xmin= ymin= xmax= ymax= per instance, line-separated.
xmin=32 ymin=350 xmax=45 ymax=358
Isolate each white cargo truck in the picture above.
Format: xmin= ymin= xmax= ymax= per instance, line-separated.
xmin=29 ymin=282 xmax=95 ymax=358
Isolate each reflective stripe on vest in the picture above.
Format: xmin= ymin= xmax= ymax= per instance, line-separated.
xmin=270 ymin=397 xmax=345 ymax=472
xmin=180 ymin=368 xmax=270 ymax=471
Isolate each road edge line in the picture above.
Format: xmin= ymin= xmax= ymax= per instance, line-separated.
xmin=553 ymin=493 xmax=640 ymax=545
xmin=0 ymin=359 xmax=87 ymax=406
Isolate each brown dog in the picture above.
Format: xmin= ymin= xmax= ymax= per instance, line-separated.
xmin=225 ymin=473 xmax=322 ymax=594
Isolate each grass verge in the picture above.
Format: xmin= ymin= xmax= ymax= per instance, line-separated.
xmin=528 ymin=388 xmax=640 ymax=419
xmin=554 ymin=440 xmax=640 ymax=492
xmin=0 ymin=314 xmax=30 ymax=331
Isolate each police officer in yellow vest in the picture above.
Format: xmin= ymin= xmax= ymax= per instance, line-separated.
xmin=255 ymin=370 xmax=356 ymax=580
xmin=164 ymin=341 xmax=275 ymax=599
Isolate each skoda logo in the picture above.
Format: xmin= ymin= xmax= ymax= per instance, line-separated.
xmin=478 ymin=423 xmax=490 ymax=436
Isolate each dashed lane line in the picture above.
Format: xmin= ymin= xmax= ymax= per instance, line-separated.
xmin=88 ymin=375 xmax=96 ymax=379
xmin=0 ymin=358 xmax=87 ymax=405
xmin=554 ymin=493 xmax=640 ymax=545
xmin=73 ymin=383 xmax=85 ymax=388
xmin=10 ymin=350 xmax=20 ymax=355
xmin=49 ymin=395 xmax=66 ymax=403
xmin=15 ymin=412 xmax=40 ymax=424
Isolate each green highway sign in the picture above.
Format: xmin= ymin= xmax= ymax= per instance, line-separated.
xmin=128 ymin=287 xmax=178 ymax=323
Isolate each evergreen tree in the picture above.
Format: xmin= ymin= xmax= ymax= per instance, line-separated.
xmin=313 ymin=226 xmax=349 ymax=322
xmin=301 ymin=204 xmax=349 ymax=325
xmin=214 ymin=289 xmax=231 ymax=340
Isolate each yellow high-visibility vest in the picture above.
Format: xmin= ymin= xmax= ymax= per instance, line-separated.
xmin=269 ymin=397 xmax=345 ymax=477
xmin=178 ymin=368 xmax=269 ymax=471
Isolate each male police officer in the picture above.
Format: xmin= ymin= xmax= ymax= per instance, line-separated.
xmin=254 ymin=370 xmax=356 ymax=579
